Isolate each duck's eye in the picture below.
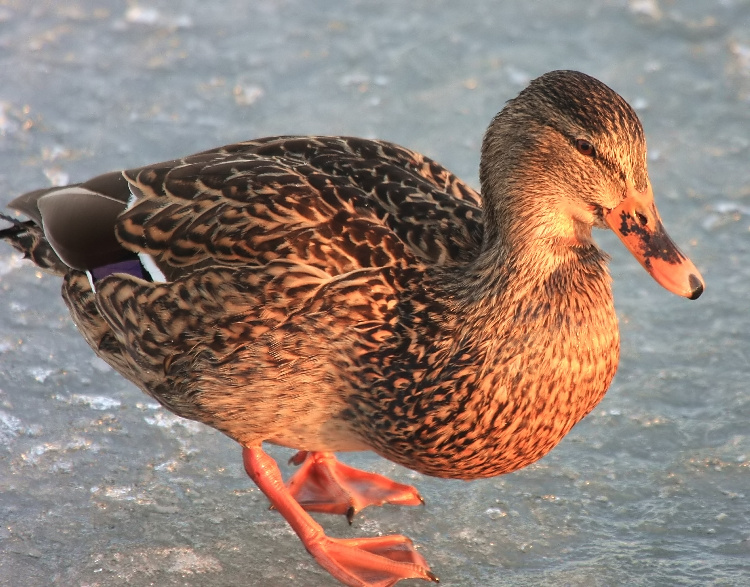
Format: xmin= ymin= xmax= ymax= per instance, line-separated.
xmin=575 ymin=139 xmax=596 ymax=157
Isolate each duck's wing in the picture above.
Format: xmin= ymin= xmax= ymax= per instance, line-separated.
xmin=117 ymin=136 xmax=483 ymax=281
xmin=3 ymin=136 xmax=483 ymax=283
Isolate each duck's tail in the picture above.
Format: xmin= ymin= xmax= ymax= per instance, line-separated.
xmin=2 ymin=175 xmax=134 ymax=279
xmin=0 ymin=210 xmax=69 ymax=275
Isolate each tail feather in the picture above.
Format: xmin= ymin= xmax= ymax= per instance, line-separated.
xmin=2 ymin=174 xmax=131 ymax=277
xmin=0 ymin=212 xmax=69 ymax=275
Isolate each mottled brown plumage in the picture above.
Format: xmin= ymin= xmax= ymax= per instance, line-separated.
xmin=0 ymin=70 xmax=704 ymax=586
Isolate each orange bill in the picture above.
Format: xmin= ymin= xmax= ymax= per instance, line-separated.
xmin=604 ymin=182 xmax=704 ymax=300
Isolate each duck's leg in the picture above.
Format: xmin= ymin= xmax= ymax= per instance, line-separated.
xmin=243 ymin=446 xmax=438 ymax=587
xmin=286 ymin=451 xmax=424 ymax=523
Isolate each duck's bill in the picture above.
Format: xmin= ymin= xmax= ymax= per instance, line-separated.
xmin=604 ymin=183 xmax=704 ymax=300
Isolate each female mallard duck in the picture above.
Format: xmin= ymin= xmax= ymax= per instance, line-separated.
xmin=0 ymin=70 xmax=703 ymax=586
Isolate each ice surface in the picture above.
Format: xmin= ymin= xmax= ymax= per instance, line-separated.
xmin=1 ymin=1 xmax=749 ymax=586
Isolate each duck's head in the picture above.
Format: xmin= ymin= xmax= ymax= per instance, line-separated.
xmin=481 ymin=70 xmax=704 ymax=300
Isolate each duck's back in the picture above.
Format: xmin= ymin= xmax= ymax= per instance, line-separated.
xmin=6 ymin=137 xmax=484 ymax=283
xmin=66 ymin=137 xmax=477 ymax=282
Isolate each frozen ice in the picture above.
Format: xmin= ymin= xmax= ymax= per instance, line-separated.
xmin=1 ymin=1 xmax=749 ymax=586
xmin=0 ymin=252 xmax=24 ymax=277
xmin=42 ymin=167 xmax=69 ymax=187
xmin=29 ymin=367 xmax=55 ymax=383
xmin=0 ymin=410 xmax=24 ymax=447
xmin=124 ymin=6 xmax=162 ymax=26
xmin=232 ymin=84 xmax=265 ymax=107
xmin=53 ymin=393 xmax=122 ymax=411
xmin=628 ymin=0 xmax=663 ymax=20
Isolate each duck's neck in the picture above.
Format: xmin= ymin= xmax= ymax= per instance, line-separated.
xmin=452 ymin=149 xmax=618 ymax=375
xmin=453 ymin=170 xmax=607 ymax=311
xmin=447 ymin=227 xmax=614 ymax=344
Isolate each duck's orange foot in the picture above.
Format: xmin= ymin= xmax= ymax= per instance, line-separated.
xmin=243 ymin=446 xmax=437 ymax=587
xmin=307 ymin=533 xmax=439 ymax=587
xmin=287 ymin=451 xmax=424 ymax=522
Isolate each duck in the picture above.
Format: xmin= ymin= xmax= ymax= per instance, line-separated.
xmin=0 ymin=70 xmax=704 ymax=586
